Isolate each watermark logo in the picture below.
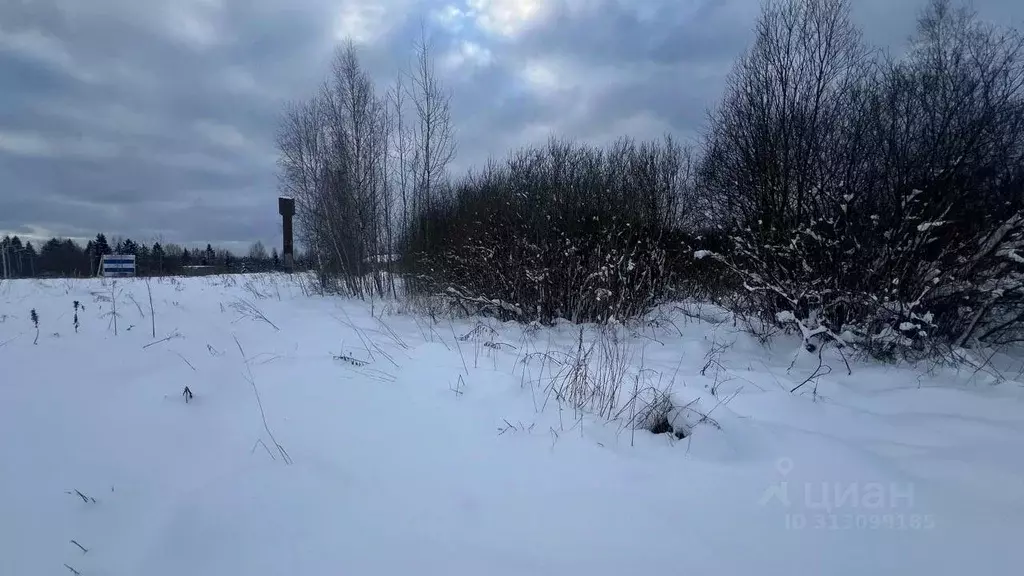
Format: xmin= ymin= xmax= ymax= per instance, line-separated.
xmin=759 ymin=457 xmax=936 ymax=531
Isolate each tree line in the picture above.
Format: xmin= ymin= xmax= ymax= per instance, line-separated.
xmin=281 ymin=0 xmax=1019 ymax=358
xmin=0 ymin=233 xmax=290 ymax=278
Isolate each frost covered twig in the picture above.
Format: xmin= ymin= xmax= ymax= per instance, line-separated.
xmin=175 ymin=353 xmax=197 ymax=372
xmin=442 ymin=286 xmax=523 ymax=320
xmin=146 ymin=278 xmax=155 ymax=339
xmin=450 ymin=320 xmax=469 ymax=374
xmin=230 ymin=298 xmax=280 ymax=331
xmin=65 ymin=489 xmax=95 ymax=503
xmin=790 ymin=346 xmax=832 ymax=395
xmin=234 ymin=336 xmax=292 ymax=465
xmin=142 ymin=330 xmax=182 ymax=349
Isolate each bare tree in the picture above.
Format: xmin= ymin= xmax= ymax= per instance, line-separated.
xmin=277 ymin=41 xmax=394 ymax=297
xmin=277 ymin=97 xmax=328 ymax=247
xmin=248 ymin=241 xmax=269 ymax=262
xmin=700 ymin=0 xmax=869 ymax=232
xmin=388 ymin=72 xmax=415 ymax=241
xmin=698 ymin=0 xmax=1024 ymax=357
xmin=407 ymin=24 xmax=457 ymax=231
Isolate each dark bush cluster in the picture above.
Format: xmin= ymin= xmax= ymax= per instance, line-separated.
xmin=698 ymin=0 xmax=1024 ymax=357
xmin=404 ymin=137 xmax=699 ymax=323
xmin=281 ymin=0 xmax=1024 ymax=358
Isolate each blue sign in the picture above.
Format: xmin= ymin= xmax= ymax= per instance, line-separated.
xmin=101 ymin=254 xmax=136 ymax=277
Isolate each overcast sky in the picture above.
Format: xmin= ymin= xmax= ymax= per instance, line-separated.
xmin=1 ymin=0 xmax=1021 ymax=253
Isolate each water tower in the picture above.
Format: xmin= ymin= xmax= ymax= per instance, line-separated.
xmin=278 ymin=196 xmax=295 ymax=272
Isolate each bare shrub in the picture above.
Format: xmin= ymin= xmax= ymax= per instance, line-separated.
xmin=698 ymin=0 xmax=1024 ymax=359
xmin=543 ymin=326 xmax=635 ymax=420
xmin=404 ymin=137 xmax=699 ymax=324
xmin=229 ymin=298 xmax=280 ymax=331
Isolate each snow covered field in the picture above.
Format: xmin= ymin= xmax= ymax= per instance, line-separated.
xmin=2 ymin=273 xmax=1023 ymax=575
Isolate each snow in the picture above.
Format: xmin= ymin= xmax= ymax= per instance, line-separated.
xmin=917 ymin=221 xmax=949 ymax=232
xmin=776 ymin=310 xmax=797 ymax=323
xmin=2 ymin=274 xmax=1024 ymax=576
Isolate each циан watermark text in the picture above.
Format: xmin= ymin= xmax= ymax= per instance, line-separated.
xmin=759 ymin=458 xmax=936 ymax=531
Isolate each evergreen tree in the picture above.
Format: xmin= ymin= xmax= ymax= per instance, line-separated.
xmin=85 ymin=240 xmax=97 ymax=276
xmin=89 ymin=234 xmax=112 ymax=275
xmin=0 ymin=236 xmax=10 ymax=278
xmin=123 ymin=238 xmax=139 ymax=255
xmin=137 ymin=243 xmax=151 ymax=275
xmin=39 ymin=238 xmax=88 ymax=276
xmin=9 ymin=236 xmax=23 ymax=277
xmin=151 ymin=242 xmax=166 ymax=274
xmin=23 ymin=242 xmax=37 ymax=277
xmin=94 ymin=234 xmax=112 ymax=256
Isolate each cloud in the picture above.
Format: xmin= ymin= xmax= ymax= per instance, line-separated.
xmin=441 ymin=39 xmax=494 ymax=70
xmin=0 ymin=130 xmax=56 ymax=157
xmin=0 ymin=130 xmax=122 ymax=159
xmin=0 ymin=25 xmax=97 ymax=83
xmin=432 ymin=1 xmax=548 ymax=38
xmin=333 ymin=1 xmax=392 ymax=45
xmin=193 ymin=120 xmax=250 ymax=151
xmin=1 ymin=0 xmax=1022 ymax=250
xmin=465 ymin=0 xmax=550 ymax=38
